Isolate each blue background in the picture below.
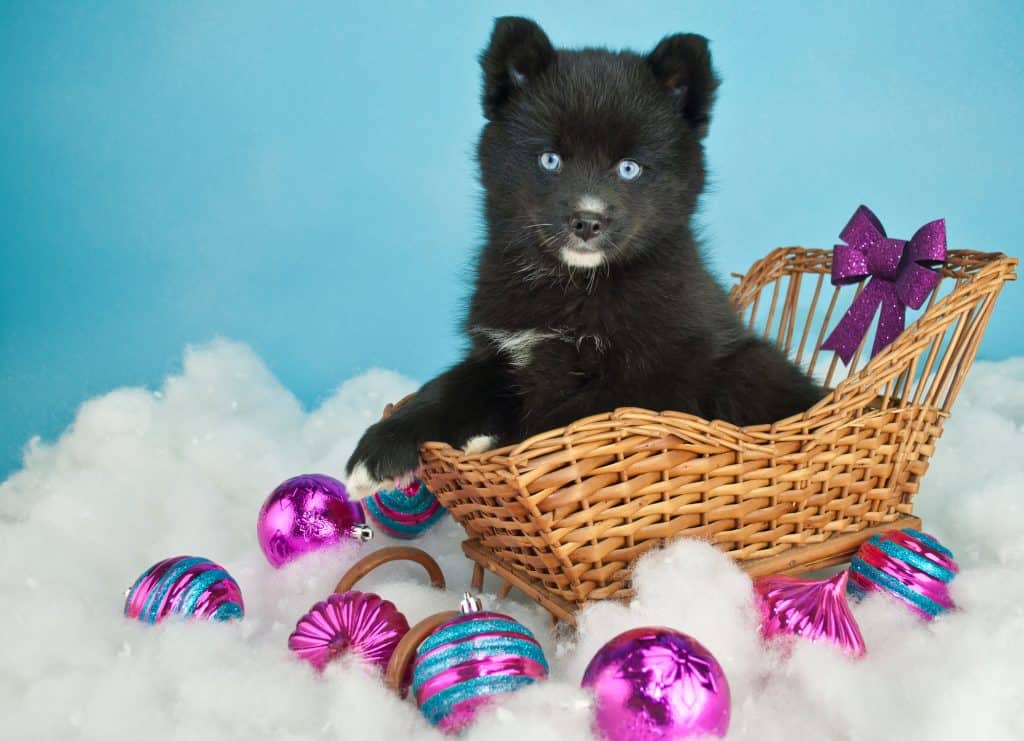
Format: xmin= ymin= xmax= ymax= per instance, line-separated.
xmin=2 ymin=1 xmax=1021 ymax=479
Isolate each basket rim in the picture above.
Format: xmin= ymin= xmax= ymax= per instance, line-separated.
xmin=419 ymin=247 xmax=1017 ymax=466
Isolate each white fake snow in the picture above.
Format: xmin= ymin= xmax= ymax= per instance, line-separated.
xmin=2 ymin=339 xmax=1022 ymax=740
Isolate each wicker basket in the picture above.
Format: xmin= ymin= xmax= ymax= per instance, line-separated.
xmin=406 ymin=247 xmax=1016 ymax=623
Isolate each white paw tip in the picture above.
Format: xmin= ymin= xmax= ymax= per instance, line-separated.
xmin=463 ymin=435 xmax=498 ymax=455
xmin=345 ymin=462 xmax=384 ymax=500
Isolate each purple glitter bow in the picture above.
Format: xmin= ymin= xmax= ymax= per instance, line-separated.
xmin=820 ymin=205 xmax=946 ymax=364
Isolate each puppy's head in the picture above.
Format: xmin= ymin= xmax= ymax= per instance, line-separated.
xmin=477 ymin=18 xmax=719 ymax=273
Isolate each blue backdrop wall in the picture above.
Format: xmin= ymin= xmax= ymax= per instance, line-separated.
xmin=2 ymin=0 xmax=1021 ymax=479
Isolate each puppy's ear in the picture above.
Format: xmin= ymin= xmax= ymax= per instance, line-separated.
xmin=480 ymin=17 xmax=555 ymax=120
xmin=646 ymin=33 xmax=719 ymax=138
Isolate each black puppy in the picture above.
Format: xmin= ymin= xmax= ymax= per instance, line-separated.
xmin=346 ymin=17 xmax=822 ymax=496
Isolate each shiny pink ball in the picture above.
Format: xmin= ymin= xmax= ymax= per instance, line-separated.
xmin=581 ymin=627 xmax=731 ymax=740
xmin=257 ymin=474 xmax=370 ymax=568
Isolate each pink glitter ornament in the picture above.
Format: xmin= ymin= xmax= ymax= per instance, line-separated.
xmin=363 ymin=477 xmax=446 ymax=540
xmin=753 ymin=570 xmax=866 ymax=657
xmin=288 ymin=592 xmax=409 ymax=672
xmin=124 ymin=556 xmax=244 ymax=624
xmin=848 ymin=528 xmax=958 ymax=620
xmin=257 ymin=474 xmax=372 ymax=567
xmin=411 ymin=594 xmax=548 ymax=733
xmin=581 ymin=627 xmax=730 ymax=740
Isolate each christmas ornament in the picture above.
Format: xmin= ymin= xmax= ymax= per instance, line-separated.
xmin=754 ymin=570 xmax=866 ymax=657
xmin=848 ymin=528 xmax=958 ymax=619
xmin=821 ymin=205 xmax=946 ymax=364
xmin=363 ymin=477 xmax=446 ymax=540
xmin=257 ymin=473 xmax=372 ymax=567
xmin=581 ymin=626 xmax=730 ymax=740
xmin=289 ymin=546 xmax=445 ymax=673
xmin=411 ymin=593 xmax=548 ymax=732
xmin=124 ymin=555 xmax=244 ymax=624
xmin=288 ymin=592 xmax=409 ymax=672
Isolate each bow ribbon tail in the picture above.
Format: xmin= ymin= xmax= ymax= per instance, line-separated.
xmin=820 ymin=279 xmax=888 ymax=364
xmin=871 ymin=282 xmax=906 ymax=357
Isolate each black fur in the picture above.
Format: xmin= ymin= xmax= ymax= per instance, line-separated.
xmin=346 ymin=18 xmax=822 ymax=488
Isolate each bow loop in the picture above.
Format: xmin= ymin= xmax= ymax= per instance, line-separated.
xmin=821 ymin=206 xmax=947 ymax=364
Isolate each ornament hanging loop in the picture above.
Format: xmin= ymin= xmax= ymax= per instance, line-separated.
xmin=349 ymin=523 xmax=374 ymax=542
xmin=460 ymin=592 xmax=483 ymax=614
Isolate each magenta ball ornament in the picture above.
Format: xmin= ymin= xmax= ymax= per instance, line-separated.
xmin=754 ymin=570 xmax=866 ymax=657
xmin=288 ymin=592 xmax=410 ymax=672
xmin=581 ymin=627 xmax=731 ymax=741
xmin=257 ymin=474 xmax=372 ymax=567
xmin=848 ymin=528 xmax=959 ymax=620
xmin=412 ymin=594 xmax=549 ymax=733
xmin=124 ymin=556 xmax=244 ymax=624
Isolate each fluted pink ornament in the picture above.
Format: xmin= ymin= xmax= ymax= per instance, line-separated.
xmin=753 ymin=570 xmax=866 ymax=657
xmin=288 ymin=592 xmax=410 ymax=671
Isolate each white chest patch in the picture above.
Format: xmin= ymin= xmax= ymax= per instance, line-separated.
xmin=475 ymin=328 xmax=554 ymax=367
xmin=473 ymin=326 xmax=608 ymax=368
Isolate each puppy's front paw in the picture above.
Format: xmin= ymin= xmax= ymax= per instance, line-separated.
xmin=345 ymin=461 xmax=387 ymax=501
xmin=344 ymin=420 xmax=422 ymax=499
xmin=462 ymin=434 xmax=497 ymax=455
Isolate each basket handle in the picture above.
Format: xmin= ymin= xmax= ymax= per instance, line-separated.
xmin=384 ymin=610 xmax=460 ymax=696
xmin=381 ymin=394 xmax=415 ymax=421
xmin=333 ymin=546 xmax=446 ymax=594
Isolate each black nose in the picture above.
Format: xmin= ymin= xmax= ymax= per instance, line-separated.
xmin=570 ymin=211 xmax=605 ymax=241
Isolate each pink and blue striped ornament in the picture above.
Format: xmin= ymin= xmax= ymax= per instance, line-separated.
xmin=412 ymin=595 xmax=548 ymax=732
xmin=363 ymin=478 xmax=446 ymax=540
xmin=848 ymin=528 xmax=958 ymax=620
xmin=124 ymin=556 xmax=244 ymax=624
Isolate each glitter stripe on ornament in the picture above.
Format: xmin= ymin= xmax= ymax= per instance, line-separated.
xmin=849 ymin=560 xmax=948 ymax=617
xmin=179 ymin=569 xmax=233 ymax=616
xmin=420 ymin=673 xmax=544 ymax=727
xmin=904 ymin=528 xmax=954 ymax=557
xmin=417 ymin=616 xmax=533 ymax=655
xmin=872 ymin=535 xmax=957 ymax=583
xmin=413 ymin=638 xmax=548 ymax=696
xmin=140 ymin=556 xmax=207 ymax=623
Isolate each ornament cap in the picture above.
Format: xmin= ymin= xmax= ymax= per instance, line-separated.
xmin=459 ymin=592 xmax=483 ymax=614
xmin=349 ymin=523 xmax=374 ymax=542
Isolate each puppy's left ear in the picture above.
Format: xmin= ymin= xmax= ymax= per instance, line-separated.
xmin=480 ymin=17 xmax=555 ymax=120
xmin=646 ymin=33 xmax=719 ymax=138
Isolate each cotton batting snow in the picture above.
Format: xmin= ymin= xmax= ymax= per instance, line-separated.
xmin=2 ymin=339 xmax=1022 ymax=740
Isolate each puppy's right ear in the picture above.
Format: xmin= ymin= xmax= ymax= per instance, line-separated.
xmin=480 ymin=17 xmax=555 ymax=120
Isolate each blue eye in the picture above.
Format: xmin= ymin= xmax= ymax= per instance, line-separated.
xmin=538 ymin=152 xmax=562 ymax=172
xmin=617 ymin=159 xmax=642 ymax=181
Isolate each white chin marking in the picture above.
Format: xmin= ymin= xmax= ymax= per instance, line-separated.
xmin=577 ymin=195 xmax=607 ymax=213
xmin=462 ymin=435 xmax=497 ymax=455
xmin=346 ymin=462 xmax=385 ymax=500
xmin=560 ymin=246 xmax=605 ymax=269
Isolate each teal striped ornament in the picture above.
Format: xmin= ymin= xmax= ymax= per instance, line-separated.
xmin=412 ymin=609 xmax=548 ymax=732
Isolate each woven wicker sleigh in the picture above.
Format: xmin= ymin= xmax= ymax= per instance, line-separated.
xmin=399 ymin=247 xmax=1016 ymax=624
